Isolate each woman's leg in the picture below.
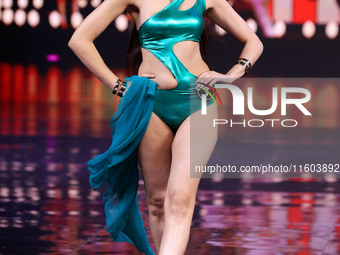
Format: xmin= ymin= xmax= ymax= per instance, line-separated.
xmin=138 ymin=112 xmax=174 ymax=252
xmin=159 ymin=103 xmax=218 ymax=255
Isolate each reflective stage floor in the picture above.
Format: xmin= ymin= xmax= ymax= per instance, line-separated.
xmin=1 ymin=103 xmax=340 ymax=255
xmin=1 ymin=64 xmax=340 ymax=254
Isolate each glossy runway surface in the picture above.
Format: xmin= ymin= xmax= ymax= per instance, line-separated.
xmin=1 ymin=64 xmax=340 ymax=254
xmin=1 ymin=103 xmax=340 ymax=255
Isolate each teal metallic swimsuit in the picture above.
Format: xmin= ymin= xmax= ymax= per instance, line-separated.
xmin=87 ymin=1 xmax=214 ymax=254
xmin=138 ymin=0 xmax=214 ymax=130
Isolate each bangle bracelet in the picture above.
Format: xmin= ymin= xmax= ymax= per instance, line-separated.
xmin=236 ymin=58 xmax=252 ymax=74
xmin=112 ymin=79 xmax=127 ymax=96
xmin=112 ymin=79 xmax=121 ymax=95
xmin=117 ymin=86 xmax=125 ymax=97
xmin=239 ymin=58 xmax=252 ymax=66
xmin=116 ymin=79 xmax=127 ymax=97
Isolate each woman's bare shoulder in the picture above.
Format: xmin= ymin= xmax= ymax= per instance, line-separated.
xmin=70 ymin=0 xmax=141 ymax=42
xmin=204 ymin=0 xmax=233 ymax=14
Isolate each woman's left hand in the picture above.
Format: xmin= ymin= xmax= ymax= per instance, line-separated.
xmin=195 ymin=71 xmax=237 ymax=91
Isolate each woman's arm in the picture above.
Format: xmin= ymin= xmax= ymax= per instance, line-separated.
xmin=200 ymin=0 xmax=263 ymax=81
xmin=68 ymin=0 xmax=135 ymax=91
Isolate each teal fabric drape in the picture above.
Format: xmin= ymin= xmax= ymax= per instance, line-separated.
xmin=87 ymin=75 xmax=157 ymax=255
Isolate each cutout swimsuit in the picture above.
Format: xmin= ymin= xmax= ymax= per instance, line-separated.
xmin=138 ymin=0 xmax=214 ymax=130
xmin=87 ymin=0 xmax=214 ymax=254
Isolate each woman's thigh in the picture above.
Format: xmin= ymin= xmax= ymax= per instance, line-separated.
xmin=167 ymin=103 xmax=218 ymax=200
xmin=138 ymin=112 xmax=174 ymax=198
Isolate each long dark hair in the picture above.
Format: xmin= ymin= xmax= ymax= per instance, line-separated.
xmin=125 ymin=18 xmax=212 ymax=76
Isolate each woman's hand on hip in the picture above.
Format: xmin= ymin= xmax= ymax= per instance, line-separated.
xmin=195 ymin=70 xmax=238 ymax=90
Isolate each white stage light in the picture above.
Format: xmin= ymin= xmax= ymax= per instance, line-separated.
xmin=14 ymin=9 xmax=26 ymax=27
xmin=18 ymin=0 xmax=29 ymax=9
xmin=302 ymin=21 xmax=315 ymax=39
xmin=91 ymin=0 xmax=101 ymax=8
xmin=246 ymin=18 xmax=258 ymax=33
xmin=325 ymin=21 xmax=339 ymax=39
xmin=49 ymin=10 xmax=61 ymax=29
xmin=77 ymin=0 xmax=87 ymax=8
xmin=115 ymin=14 xmax=129 ymax=32
xmin=3 ymin=0 xmax=13 ymax=9
xmin=71 ymin=12 xmax=83 ymax=29
xmin=273 ymin=20 xmax=286 ymax=38
xmin=32 ymin=0 xmax=44 ymax=9
xmin=214 ymin=24 xmax=227 ymax=36
xmin=28 ymin=9 xmax=40 ymax=27
xmin=3 ymin=9 xmax=14 ymax=25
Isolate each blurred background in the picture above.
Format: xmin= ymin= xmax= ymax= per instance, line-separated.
xmin=1 ymin=0 xmax=340 ymax=254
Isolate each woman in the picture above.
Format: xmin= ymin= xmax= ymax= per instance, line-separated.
xmin=68 ymin=0 xmax=263 ymax=254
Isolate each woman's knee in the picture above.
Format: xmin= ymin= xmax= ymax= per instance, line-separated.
xmin=164 ymin=190 xmax=195 ymax=217
xmin=147 ymin=191 xmax=166 ymax=218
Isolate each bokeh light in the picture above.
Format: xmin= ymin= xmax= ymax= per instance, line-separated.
xmin=214 ymin=24 xmax=227 ymax=36
xmin=246 ymin=18 xmax=258 ymax=33
xmin=77 ymin=0 xmax=88 ymax=8
xmin=49 ymin=10 xmax=61 ymax=29
xmin=46 ymin=54 xmax=60 ymax=62
xmin=32 ymin=0 xmax=44 ymax=9
xmin=91 ymin=0 xmax=101 ymax=8
xmin=2 ymin=9 xmax=14 ymax=26
xmin=302 ymin=21 xmax=316 ymax=39
xmin=27 ymin=9 xmax=40 ymax=27
xmin=115 ymin=14 xmax=128 ymax=32
xmin=325 ymin=21 xmax=339 ymax=39
xmin=3 ymin=0 xmax=13 ymax=9
xmin=14 ymin=9 xmax=26 ymax=27
xmin=17 ymin=0 xmax=29 ymax=9
xmin=273 ymin=20 xmax=286 ymax=38
xmin=71 ymin=12 xmax=83 ymax=29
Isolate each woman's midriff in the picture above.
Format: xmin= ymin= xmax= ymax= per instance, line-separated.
xmin=138 ymin=42 xmax=210 ymax=90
